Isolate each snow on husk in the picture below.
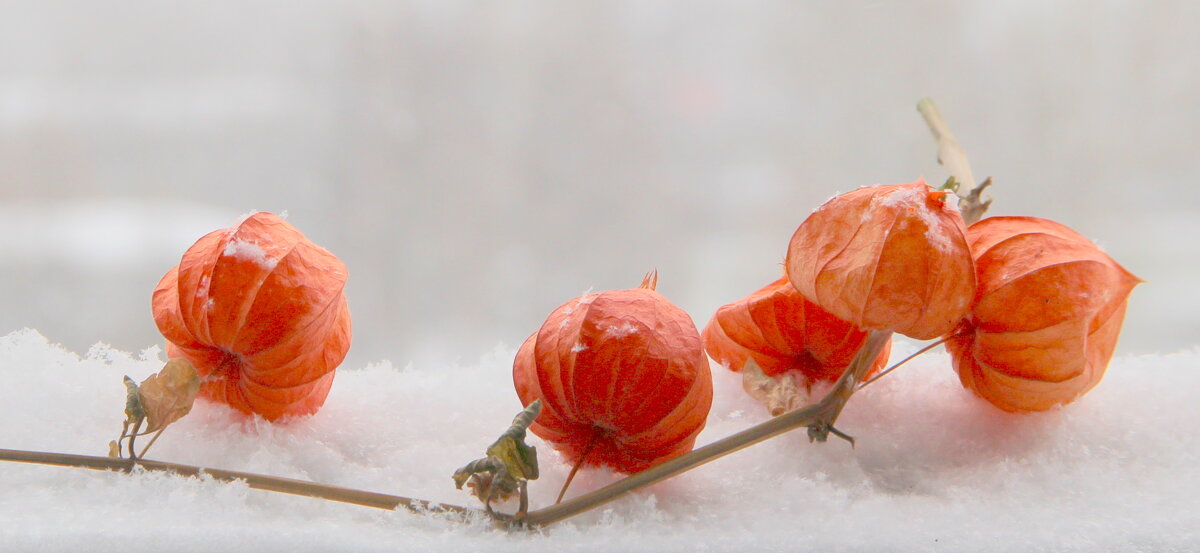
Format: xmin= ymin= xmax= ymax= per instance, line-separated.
xmin=1 ymin=328 xmax=1197 ymax=552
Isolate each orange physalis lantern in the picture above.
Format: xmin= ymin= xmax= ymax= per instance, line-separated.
xmin=702 ymin=277 xmax=891 ymax=387
xmin=512 ymin=273 xmax=713 ymax=474
xmin=946 ymin=216 xmax=1140 ymax=412
xmin=152 ymin=212 xmax=352 ymax=421
xmin=786 ymin=179 xmax=976 ymax=340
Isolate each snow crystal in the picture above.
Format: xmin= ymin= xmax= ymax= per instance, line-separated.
xmin=1 ymin=330 xmax=1198 ymax=552
xmin=138 ymin=344 xmax=163 ymax=362
xmin=562 ymin=293 xmax=598 ymax=317
xmin=233 ymin=210 xmax=261 ymax=228
xmin=559 ymin=294 xmax=599 ymax=328
xmin=873 ymin=185 xmax=924 ymax=209
xmin=605 ymin=322 xmax=638 ymax=338
xmin=571 ymin=341 xmax=588 ymax=353
xmin=222 ymin=239 xmax=279 ymax=270
xmin=811 ymin=191 xmax=845 ymax=214
xmin=196 ymin=274 xmax=210 ymax=298
xmin=913 ymin=199 xmax=955 ymax=253
xmin=865 ymin=186 xmax=956 ymax=253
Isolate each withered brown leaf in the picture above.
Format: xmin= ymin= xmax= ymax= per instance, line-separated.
xmin=123 ymin=376 xmax=144 ymax=424
xmin=138 ymin=358 xmax=201 ymax=433
xmin=741 ymin=359 xmax=807 ymax=416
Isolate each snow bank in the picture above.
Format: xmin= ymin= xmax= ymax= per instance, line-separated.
xmin=0 ymin=329 xmax=1196 ymax=552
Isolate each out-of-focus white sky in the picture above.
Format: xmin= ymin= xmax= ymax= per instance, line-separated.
xmin=1 ymin=1 xmax=1197 ymax=367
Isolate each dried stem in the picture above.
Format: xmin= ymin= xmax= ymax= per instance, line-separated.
xmin=858 ymin=335 xmax=953 ymax=390
xmin=125 ymin=418 xmax=143 ymax=460
xmin=138 ymin=427 xmax=167 ymax=460
xmin=556 ymin=431 xmax=599 ymax=504
xmin=0 ymin=448 xmax=493 ymax=523
xmin=918 ymin=98 xmax=992 ymax=225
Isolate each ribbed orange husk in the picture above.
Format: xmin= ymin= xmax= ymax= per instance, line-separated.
xmin=945 ymin=216 xmax=1140 ymax=412
xmin=786 ymin=179 xmax=975 ymax=339
xmin=512 ymin=277 xmax=713 ymax=474
xmin=151 ymin=213 xmax=352 ymax=421
xmin=702 ymin=277 xmax=892 ymax=385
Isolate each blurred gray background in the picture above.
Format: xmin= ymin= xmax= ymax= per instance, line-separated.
xmin=2 ymin=1 xmax=1196 ymax=368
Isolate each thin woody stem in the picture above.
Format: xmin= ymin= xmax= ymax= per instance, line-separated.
xmin=858 ymin=336 xmax=953 ymax=390
xmin=516 ymin=480 xmax=529 ymax=521
xmin=117 ymin=420 xmax=131 ymax=456
xmin=0 ymin=448 xmax=493 ymax=522
xmin=917 ymin=98 xmax=976 ymax=192
xmin=918 ymin=98 xmax=992 ymax=225
xmin=556 ymin=430 xmax=599 ymax=504
xmin=126 ymin=418 xmax=143 ymax=460
xmin=138 ymin=427 xmax=168 ymax=460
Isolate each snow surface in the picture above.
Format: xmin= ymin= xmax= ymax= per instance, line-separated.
xmin=1 ymin=329 xmax=1197 ymax=552
xmin=604 ymin=322 xmax=640 ymax=339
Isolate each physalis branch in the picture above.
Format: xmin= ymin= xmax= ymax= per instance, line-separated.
xmin=918 ymin=97 xmax=993 ymax=225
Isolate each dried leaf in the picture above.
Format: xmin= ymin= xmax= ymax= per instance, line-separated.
xmin=122 ymin=376 xmax=144 ymax=424
xmin=453 ymin=457 xmax=497 ymax=490
xmin=466 ymin=468 xmax=520 ymax=503
xmin=138 ymin=359 xmax=201 ymax=433
xmin=453 ymin=401 xmax=543 ymax=517
xmin=741 ymin=359 xmax=805 ymax=416
xmin=107 ymin=440 xmax=121 ymax=459
xmin=485 ymin=400 xmax=541 ymax=482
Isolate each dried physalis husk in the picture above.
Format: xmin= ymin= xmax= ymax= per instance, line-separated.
xmin=786 ymin=179 xmax=976 ymax=340
xmin=702 ymin=277 xmax=891 ymax=414
xmin=513 ymin=272 xmax=712 ymax=474
xmin=946 ymin=216 xmax=1141 ymax=412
